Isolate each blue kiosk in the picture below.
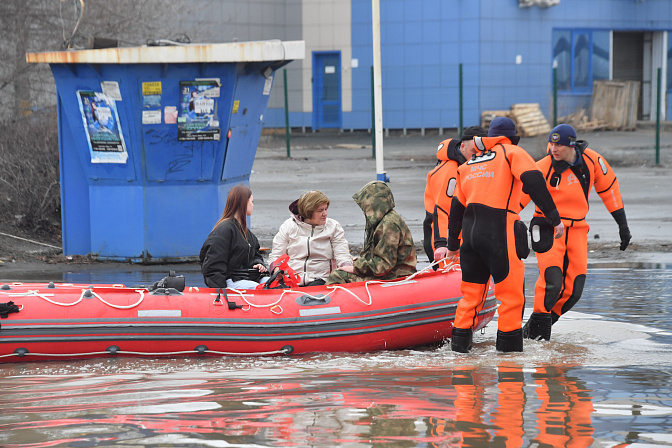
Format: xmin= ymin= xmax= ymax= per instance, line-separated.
xmin=27 ymin=40 xmax=304 ymax=262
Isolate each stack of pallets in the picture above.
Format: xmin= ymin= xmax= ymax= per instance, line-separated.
xmin=508 ymin=103 xmax=551 ymax=137
xmin=481 ymin=104 xmax=551 ymax=137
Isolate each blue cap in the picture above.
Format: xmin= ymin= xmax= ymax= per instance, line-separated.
xmin=549 ymin=124 xmax=577 ymax=147
xmin=488 ymin=117 xmax=517 ymax=137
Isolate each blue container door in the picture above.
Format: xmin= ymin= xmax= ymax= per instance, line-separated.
xmin=312 ymin=51 xmax=342 ymax=130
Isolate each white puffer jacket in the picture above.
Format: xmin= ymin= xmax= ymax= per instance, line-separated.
xmin=269 ymin=204 xmax=352 ymax=286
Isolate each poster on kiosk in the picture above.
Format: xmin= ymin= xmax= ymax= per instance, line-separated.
xmin=76 ymin=90 xmax=128 ymax=164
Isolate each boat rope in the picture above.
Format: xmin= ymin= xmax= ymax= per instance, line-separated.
xmin=1 ymin=260 xmax=460 ymax=315
xmin=326 ymin=284 xmax=372 ymax=305
xmin=220 ymin=259 xmax=462 ymax=312
xmin=0 ymin=346 xmax=291 ymax=360
xmin=1 ymin=288 xmax=145 ymax=309
xmin=325 ymin=260 xmax=460 ymax=306
xmin=88 ymin=289 xmax=145 ymax=309
xmin=3 ymin=290 xmax=81 ymax=307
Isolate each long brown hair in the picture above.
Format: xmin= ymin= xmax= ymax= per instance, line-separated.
xmin=213 ymin=184 xmax=252 ymax=236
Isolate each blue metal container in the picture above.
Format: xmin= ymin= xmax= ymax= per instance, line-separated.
xmin=27 ymin=41 xmax=304 ymax=262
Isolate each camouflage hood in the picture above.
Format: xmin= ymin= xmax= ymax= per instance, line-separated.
xmin=353 ymin=181 xmax=395 ymax=249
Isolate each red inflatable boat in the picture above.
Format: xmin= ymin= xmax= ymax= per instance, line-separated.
xmin=0 ymin=266 xmax=496 ymax=363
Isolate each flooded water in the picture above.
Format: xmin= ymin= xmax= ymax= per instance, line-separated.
xmin=1 ymin=264 xmax=671 ymax=447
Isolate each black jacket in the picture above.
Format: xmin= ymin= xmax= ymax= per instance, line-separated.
xmin=199 ymin=219 xmax=266 ymax=288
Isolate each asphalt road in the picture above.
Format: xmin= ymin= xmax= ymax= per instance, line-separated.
xmin=1 ymin=126 xmax=670 ymax=277
xmin=250 ymin=128 xmax=672 ymax=266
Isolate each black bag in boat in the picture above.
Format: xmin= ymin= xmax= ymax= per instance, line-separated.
xmin=229 ymin=268 xmax=263 ymax=283
xmin=0 ymin=301 xmax=20 ymax=318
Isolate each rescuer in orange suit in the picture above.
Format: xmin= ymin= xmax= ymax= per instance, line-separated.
xmin=446 ymin=117 xmax=564 ymax=353
xmin=522 ymin=124 xmax=631 ymax=340
xmin=423 ymin=126 xmax=487 ymax=265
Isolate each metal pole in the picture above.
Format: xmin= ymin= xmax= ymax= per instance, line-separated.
xmin=656 ymin=67 xmax=661 ymax=165
xmin=283 ymin=69 xmax=291 ymax=158
xmin=372 ymin=0 xmax=387 ymax=181
xmin=371 ymin=65 xmax=375 ymax=158
xmin=553 ymin=66 xmax=558 ymax=127
xmin=458 ymin=63 xmax=463 ymax=137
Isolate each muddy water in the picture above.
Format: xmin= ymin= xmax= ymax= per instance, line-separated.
xmin=0 ymin=265 xmax=671 ymax=447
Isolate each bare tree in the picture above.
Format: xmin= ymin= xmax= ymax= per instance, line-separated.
xmin=0 ymin=0 xmax=186 ymax=121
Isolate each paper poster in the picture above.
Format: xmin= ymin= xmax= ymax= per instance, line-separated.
xmin=142 ymin=110 xmax=161 ymax=125
xmin=263 ymin=76 xmax=273 ymax=95
xmin=142 ymin=81 xmax=162 ymax=109
xmin=76 ymin=90 xmax=128 ymax=164
xmin=100 ymin=81 xmax=122 ymax=101
xmin=143 ymin=95 xmax=161 ymax=108
xmin=178 ymin=79 xmax=221 ymax=141
xmin=142 ymin=82 xmax=162 ymax=96
xmin=164 ymin=106 xmax=178 ymax=124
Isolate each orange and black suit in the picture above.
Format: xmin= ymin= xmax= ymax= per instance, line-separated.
xmin=423 ymin=138 xmax=465 ymax=263
xmin=447 ymin=136 xmax=561 ymax=352
xmin=523 ymin=141 xmax=628 ymax=340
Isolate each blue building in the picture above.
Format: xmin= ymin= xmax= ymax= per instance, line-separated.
xmin=257 ymin=0 xmax=671 ymax=131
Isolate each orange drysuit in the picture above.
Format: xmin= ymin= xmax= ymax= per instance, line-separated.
xmin=448 ymin=136 xmax=561 ymax=352
xmin=523 ymin=141 xmax=627 ymax=333
xmin=423 ymin=138 xmax=465 ymax=262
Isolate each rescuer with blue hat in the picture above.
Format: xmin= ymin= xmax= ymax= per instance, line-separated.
xmin=521 ymin=123 xmax=631 ymax=341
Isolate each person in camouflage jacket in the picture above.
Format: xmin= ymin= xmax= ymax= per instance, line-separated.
xmin=326 ymin=181 xmax=417 ymax=284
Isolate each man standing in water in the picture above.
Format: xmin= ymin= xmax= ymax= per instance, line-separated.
xmin=446 ymin=117 xmax=564 ymax=353
xmin=523 ymin=124 xmax=631 ymax=340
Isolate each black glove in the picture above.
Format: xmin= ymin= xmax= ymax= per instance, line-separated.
xmin=619 ymin=226 xmax=631 ymax=251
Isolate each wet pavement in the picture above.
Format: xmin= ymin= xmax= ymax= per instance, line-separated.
xmin=0 ymin=124 xmax=671 ymax=282
xmin=250 ymin=126 xmax=672 ymax=264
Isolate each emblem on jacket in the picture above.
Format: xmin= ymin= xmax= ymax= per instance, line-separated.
xmin=467 ymin=151 xmax=496 ymax=165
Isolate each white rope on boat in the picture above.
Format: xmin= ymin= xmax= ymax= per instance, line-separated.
xmin=326 ymin=284 xmax=372 ymax=305
xmin=0 ymin=259 xmax=461 ymax=316
xmin=1 ymin=287 xmax=146 ymax=309
xmin=3 ymin=289 xmax=82 ymax=307
xmin=89 ymin=289 xmax=145 ymax=309
xmin=226 ymin=258 xmax=461 ymax=311
xmin=0 ymin=346 xmax=291 ymax=359
xmin=324 ymin=259 xmax=459 ymax=306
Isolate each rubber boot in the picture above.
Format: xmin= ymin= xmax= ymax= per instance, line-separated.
xmin=496 ymin=328 xmax=523 ymax=353
xmin=451 ymin=327 xmax=473 ymax=353
xmin=522 ymin=312 xmax=552 ymax=341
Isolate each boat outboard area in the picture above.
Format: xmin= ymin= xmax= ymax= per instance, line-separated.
xmin=0 ymin=265 xmax=497 ymax=363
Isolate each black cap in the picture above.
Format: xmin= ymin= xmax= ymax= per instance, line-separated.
xmin=461 ymin=125 xmax=487 ymax=141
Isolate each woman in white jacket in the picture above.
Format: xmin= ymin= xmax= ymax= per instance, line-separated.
xmin=269 ymin=190 xmax=353 ymax=286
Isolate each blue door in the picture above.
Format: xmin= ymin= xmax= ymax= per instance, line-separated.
xmin=312 ymin=51 xmax=342 ymax=130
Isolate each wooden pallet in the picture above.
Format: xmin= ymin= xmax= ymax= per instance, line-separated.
xmin=558 ymin=108 xmax=608 ymax=132
xmin=589 ymin=80 xmax=640 ymax=131
xmin=481 ymin=110 xmax=511 ymax=128
xmin=509 ymin=103 xmax=551 ymax=137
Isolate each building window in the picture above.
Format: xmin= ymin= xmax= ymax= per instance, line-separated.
xmin=553 ymin=29 xmax=610 ymax=93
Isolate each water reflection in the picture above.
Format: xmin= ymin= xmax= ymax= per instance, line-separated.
xmin=3 ymin=359 xmax=669 ymax=447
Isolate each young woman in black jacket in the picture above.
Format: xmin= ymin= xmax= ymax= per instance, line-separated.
xmin=199 ymin=184 xmax=269 ymax=289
